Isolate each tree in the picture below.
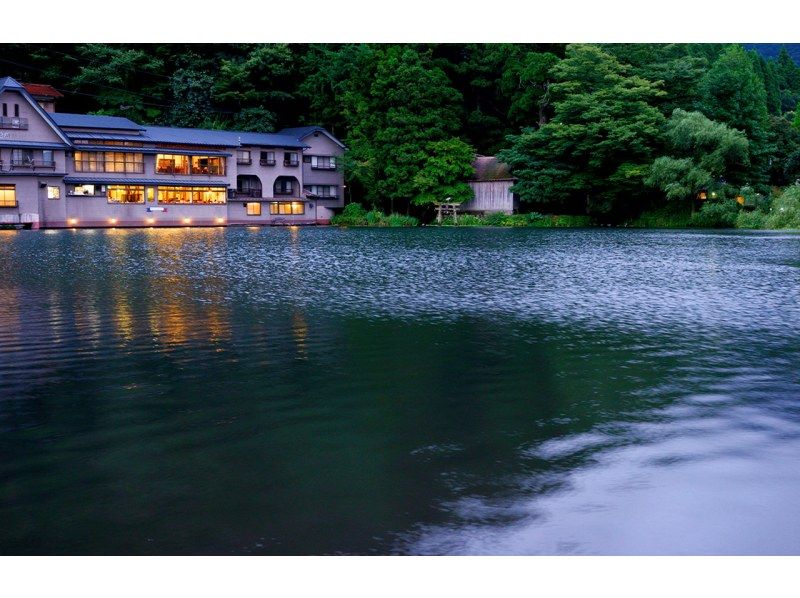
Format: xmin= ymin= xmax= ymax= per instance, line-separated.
xmin=499 ymin=44 xmax=666 ymax=217
xmin=697 ymin=45 xmax=771 ymax=183
xmin=342 ymin=46 xmax=464 ymax=213
xmin=774 ymin=46 xmax=800 ymax=113
xmin=646 ymin=109 xmax=750 ymax=203
xmin=501 ymin=50 xmax=560 ymax=127
xmin=167 ymin=68 xmax=214 ymax=128
xmin=412 ymin=139 xmax=475 ymax=206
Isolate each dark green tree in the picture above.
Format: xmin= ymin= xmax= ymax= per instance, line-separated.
xmin=499 ymin=44 xmax=666 ymax=217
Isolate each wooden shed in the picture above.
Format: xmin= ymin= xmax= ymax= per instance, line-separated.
xmin=460 ymin=156 xmax=518 ymax=215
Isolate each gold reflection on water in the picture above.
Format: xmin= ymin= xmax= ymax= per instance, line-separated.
xmin=0 ymin=286 xmax=22 ymax=344
xmin=292 ymin=309 xmax=309 ymax=359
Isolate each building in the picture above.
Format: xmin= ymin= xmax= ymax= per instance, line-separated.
xmin=460 ymin=155 xmax=518 ymax=215
xmin=0 ymin=76 xmax=345 ymax=229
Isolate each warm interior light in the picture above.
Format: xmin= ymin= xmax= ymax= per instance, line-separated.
xmin=215 ymin=217 xmax=225 ymax=224
xmin=109 ymin=218 xmax=118 ymax=225
xmin=183 ymin=217 xmax=192 ymax=224
xmin=147 ymin=217 xmax=156 ymax=225
xmin=68 ymin=218 xmax=78 ymax=225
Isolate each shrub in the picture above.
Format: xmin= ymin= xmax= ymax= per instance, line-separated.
xmin=385 ymin=213 xmax=419 ymax=227
xmin=552 ymin=214 xmax=592 ymax=227
xmin=331 ymin=202 xmax=368 ymax=226
xmin=689 ymin=200 xmax=739 ymax=228
xmin=735 ymin=210 xmax=767 ymax=229
xmin=482 ymin=212 xmax=507 ymax=226
xmin=765 ymin=187 xmax=800 ymax=229
xmin=628 ymin=205 xmax=692 ymax=228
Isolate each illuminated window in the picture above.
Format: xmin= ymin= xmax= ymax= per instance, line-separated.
xmin=190 ymin=156 xmax=225 ymax=175
xmin=269 ymin=202 xmax=304 ymax=215
xmin=107 ymin=185 xmax=145 ymax=204
xmin=157 ymin=186 xmax=227 ymax=204
xmin=71 ymin=184 xmax=97 ymax=196
xmin=47 ymin=186 xmax=60 ymax=200
xmin=246 ymin=202 xmax=262 ymax=216
xmin=75 ymin=151 xmax=143 ymax=173
xmin=146 ymin=187 xmax=155 ymax=202
xmin=156 ymin=154 xmax=190 ymax=175
xmin=0 ymin=185 xmax=16 ymax=207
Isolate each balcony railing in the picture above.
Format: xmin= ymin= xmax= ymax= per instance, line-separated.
xmin=155 ymin=166 xmax=225 ymax=176
xmin=234 ymin=189 xmax=263 ymax=198
xmin=0 ymin=116 xmax=28 ymax=130
xmin=32 ymin=160 xmax=56 ymax=169
xmin=237 ymin=158 xmax=252 ymax=165
xmin=260 ymin=158 xmax=276 ymax=166
xmin=274 ymin=189 xmax=296 ymax=196
xmin=311 ymin=164 xmax=337 ymax=170
xmin=11 ymin=159 xmax=33 ymax=168
xmin=283 ymin=160 xmax=299 ymax=167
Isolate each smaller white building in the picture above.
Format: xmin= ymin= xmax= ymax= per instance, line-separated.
xmin=460 ymin=155 xmax=518 ymax=215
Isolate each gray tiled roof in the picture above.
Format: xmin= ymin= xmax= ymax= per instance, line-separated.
xmin=279 ymin=126 xmax=346 ymax=148
xmin=51 ymin=113 xmax=145 ymax=131
xmin=64 ymin=175 xmax=230 ymax=187
xmin=143 ymin=126 xmax=306 ymax=149
xmin=0 ymin=76 xmax=25 ymax=90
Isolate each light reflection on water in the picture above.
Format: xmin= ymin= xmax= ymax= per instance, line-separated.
xmin=0 ymin=227 xmax=799 ymax=555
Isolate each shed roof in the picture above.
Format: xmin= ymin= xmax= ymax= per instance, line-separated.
xmin=470 ymin=156 xmax=515 ymax=181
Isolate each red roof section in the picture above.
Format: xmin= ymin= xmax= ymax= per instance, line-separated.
xmin=23 ymin=83 xmax=64 ymax=99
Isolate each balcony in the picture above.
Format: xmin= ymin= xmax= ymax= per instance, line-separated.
xmin=260 ymin=158 xmax=276 ymax=166
xmin=274 ymin=189 xmax=296 ymax=196
xmin=0 ymin=116 xmax=28 ymax=130
xmin=234 ymin=189 xmax=263 ymax=199
xmin=32 ymin=159 xmax=56 ymax=169
xmin=237 ymin=158 xmax=252 ymax=165
xmin=311 ymin=164 xmax=337 ymax=171
xmin=283 ymin=160 xmax=299 ymax=168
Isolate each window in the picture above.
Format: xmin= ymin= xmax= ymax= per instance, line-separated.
xmin=306 ymin=185 xmax=336 ymax=197
xmin=260 ymin=151 xmax=276 ymax=165
xmin=284 ymin=152 xmax=299 ymax=166
xmin=311 ymin=156 xmax=336 ymax=170
xmin=275 ymin=178 xmax=295 ymax=195
xmin=303 ymin=155 xmax=311 ymax=163
xmin=47 ymin=186 xmax=60 ymax=200
xmin=157 ymin=186 xmax=227 ymax=205
xmin=1 ymin=104 xmax=6 ymax=117
xmin=146 ymin=187 xmax=155 ymax=202
xmin=156 ymin=154 xmax=189 ymax=174
xmin=107 ymin=185 xmax=145 ymax=204
xmin=237 ymin=150 xmax=251 ymax=165
xmin=75 ymin=151 xmax=143 ymax=173
xmin=190 ymin=156 xmax=225 ymax=175
xmin=14 ymin=104 xmax=19 ymax=117
xmin=0 ymin=185 xmax=16 ymax=207
xmin=71 ymin=184 xmax=97 ymax=196
xmin=269 ymin=202 xmax=304 ymax=215
xmin=246 ymin=202 xmax=262 ymax=216
xmin=11 ymin=149 xmax=33 ymax=167
xmin=41 ymin=150 xmax=54 ymax=167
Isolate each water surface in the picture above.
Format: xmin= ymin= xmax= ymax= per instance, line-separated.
xmin=1 ymin=227 xmax=799 ymax=554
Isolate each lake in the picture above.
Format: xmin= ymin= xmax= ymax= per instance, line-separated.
xmin=1 ymin=226 xmax=799 ymax=555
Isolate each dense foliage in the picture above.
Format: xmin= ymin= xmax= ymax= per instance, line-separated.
xmin=3 ymin=42 xmax=800 ymax=223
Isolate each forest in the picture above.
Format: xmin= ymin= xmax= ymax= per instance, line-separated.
xmin=3 ymin=43 xmax=800 ymax=226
